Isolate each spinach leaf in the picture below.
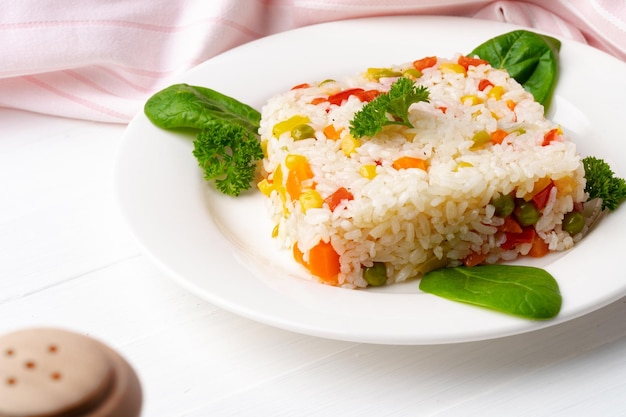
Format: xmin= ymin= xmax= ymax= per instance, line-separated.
xmin=143 ymin=83 xmax=263 ymax=197
xmin=470 ymin=30 xmax=561 ymax=110
xmin=419 ymin=265 xmax=562 ymax=320
xmin=144 ymin=83 xmax=261 ymax=133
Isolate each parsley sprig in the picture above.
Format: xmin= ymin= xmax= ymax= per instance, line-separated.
xmin=350 ymin=77 xmax=429 ymax=138
xmin=582 ymin=156 xmax=626 ymax=211
xmin=193 ymin=120 xmax=263 ymax=196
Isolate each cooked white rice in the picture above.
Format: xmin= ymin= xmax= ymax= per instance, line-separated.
xmin=257 ymin=54 xmax=587 ymax=288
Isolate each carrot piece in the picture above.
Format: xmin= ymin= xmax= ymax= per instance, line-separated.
xmin=327 ymin=88 xmax=365 ymax=106
xmin=291 ymin=83 xmax=310 ymax=90
xmin=458 ymin=55 xmax=489 ymax=70
xmin=542 ymin=127 xmax=562 ymax=146
xmin=392 ymin=156 xmax=428 ymax=171
xmin=532 ymin=181 xmax=554 ymax=210
xmin=478 ymin=78 xmax=494 ymax=91
xmin=324 ymin=187 xmax=354 ymax=211
xmin=285 ymin=155 xmax=314 ymax=200
xmin=529 ymin=235 xmax=550 ymax=258
xmin=286 ymin=169 xmax=303 ymax=200
xmin=506 ymin=100 xmax=517 ymax=111
xmin=293 ymin=242 xmax=306 ymax=266
xmin=463 ymin=251 xmax=488 ymax=267
xmin=413 ymin=56 xmax=437 ymax=71
xmin=354 ymin=89 xmax=381 ymax=102
xmin=500 ymin=216 xmax=523 ymax=234
xmin=490 ymin=129 xmax=508 ymax=145
xmin=323 ymin=124 xmax=343 ymax=140
xmin=307 ymin=241 xmax=340 ymax=285
xmin=310 ymin=97 xmax=328 ymax=105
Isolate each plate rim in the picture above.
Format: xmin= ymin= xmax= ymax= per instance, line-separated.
xmin=114 ymin=15 xmax=626 ymax=345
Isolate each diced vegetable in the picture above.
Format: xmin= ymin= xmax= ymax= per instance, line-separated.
xmin=531 ymin=181 xmax=554 ymax=211
xmin=490 ymin=129 xmax=508 ymax=145
xmin=273 ymin=115 xmax=311 ymax=137
xmin=487 ymin=85 xmax=504 ymax=100
xmin=340 ymin=135 xmax=360 ymax=156
xmin=562 ymin=211 xmax=585 ymax=235
xmin=257 ymin=178 xmax=273 ymax=197
xmin=307 ymin=241 xmax=341 ymax=285
xmin=500 ymin=216 xmax=523 ymax=234
xmin=470 ymin=130 xmax=491 ymax=149
xmin=501 ymin=227 xmax=535 ymax=250
xmin=402 ymin=68 xmax=422 ymax=79
xmin=458 ymin=55 xmax=489 ymax=70
xmin=528 ymin=234 xmax=550 ymax=258
xmin=359 ymin=164 xmax=377 ymax=179
xmin=291 ymin=124 xmax=316 ymax=141
xmin=392 ymin=156 xmax=428 ymax=171
xmin=439 ymin=63 xmax=466 ymax=75
xmin=285 ymin=154 xmax=314 ymax=200
xmin=362 ymin=262 xmax=387 ymax=286
xmin=491 ymin=193 xmax=515 ymax=217
xmin=478 ymin=79 xmax=494 ymax=91
xmin=463 ymin=251 xmax=488 ymax=267
xmin=299 ymin=189 xmax=324 ymax=212
xmin=367 ymin=67 xmax=402 ymax=81
xmin=412 ymin=56 xmax=437 ymax=71
xmin=324 ymin=187 xmax=354 ymax=211
xmin=542 ymin=127 xmax=562 ymax=146
xmin=461 ymin=95 xmax=482 ymax=106
xmin=322 ymin=124 xmax=343 ymax=140
xmin=514 ymin=200 xmax=540 ymax=227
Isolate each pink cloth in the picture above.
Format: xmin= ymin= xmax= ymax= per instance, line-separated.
xmin=1 ymin=0 xmax=624 ymax=123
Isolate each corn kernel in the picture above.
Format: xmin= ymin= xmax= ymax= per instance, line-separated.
xmin=454 ymin=161 xmax=473 ymax=172
xmin=285 ymin=154 xmax=308 ymax=170
xmin=257 ymin=178 xmax=273 ymax=196
xmin=461 ymin=95 xmax=482 ymax=106
xmin=341 ymin=135 xmax=360 ymax=156
xmin=359 ymin=164 xmax=377 ymax=179
xmin=271 ymin=224 xmax=279 ymax=238
xmin=487 ymin=85 xmax=505 ymax=100
xmin=438 ymin=63 xmax=466 ymax=75
xmin=299 ymin=189 xmax=324 ymax=212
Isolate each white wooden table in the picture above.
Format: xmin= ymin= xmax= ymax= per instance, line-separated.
xmin=2 ymin=107 xmax=626 ymax=416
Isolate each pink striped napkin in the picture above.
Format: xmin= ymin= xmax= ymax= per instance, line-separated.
xmin=1 ymin=0 xmax=624 ymax=123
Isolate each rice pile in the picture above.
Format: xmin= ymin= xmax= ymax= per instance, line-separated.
xmin=257 ymin=54 xmax=587 ymax=288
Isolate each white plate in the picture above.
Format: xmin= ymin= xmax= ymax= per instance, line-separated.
xmin=115 ymin=16 xmax=626 ymax=344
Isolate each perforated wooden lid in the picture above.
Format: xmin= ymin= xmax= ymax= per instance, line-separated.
xmin=0 ymin=328 xmax=142 ymax=417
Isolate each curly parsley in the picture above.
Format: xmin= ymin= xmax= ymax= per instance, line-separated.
xmin=193 ymin=121 xmax=263 ymax=197
xmin=349 ymin=77 xmax=429 ymax=138
xmin=583 ymin=156 xmax=626 ymax=211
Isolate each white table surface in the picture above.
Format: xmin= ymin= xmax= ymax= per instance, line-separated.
xmin=2 ymin=106 xmax=626 ymax=416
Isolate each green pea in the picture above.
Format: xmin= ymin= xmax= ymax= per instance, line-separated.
xmin=363 ymin=262 xmax=387 ymax=286
xmin=562 ymin=211 xmax=585 ymax=235
xmin=514 ymin=200 xmax=540 ymax=227
xmin=291 ymin=124 xmax=316 ymax=141
xmin=491 ymin=193 xmax=515 ymax=217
